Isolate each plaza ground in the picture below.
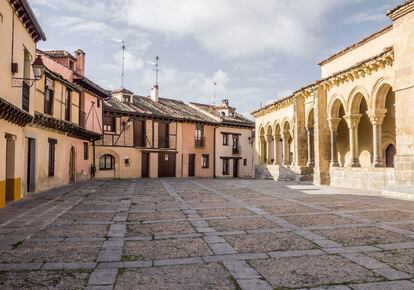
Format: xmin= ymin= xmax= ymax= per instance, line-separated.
xmin=0 ymin=179 xmax=414 ymax=289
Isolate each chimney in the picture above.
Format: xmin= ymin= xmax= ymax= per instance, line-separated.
xmin=75 ymin=49 xmax=86 ymax=76
xmin=151 ymin=85 xmax=159 ymax=102
xmin=222 ymin=99 xmax=229 ymax=107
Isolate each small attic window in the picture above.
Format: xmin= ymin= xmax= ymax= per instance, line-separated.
xmin=221 ymin=111 xmax=226 ymax=116
xmin=123 ymin=95 xmax=131 ymax=103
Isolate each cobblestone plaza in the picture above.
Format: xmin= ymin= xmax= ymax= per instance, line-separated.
xmin=1 ymin=179 xmax=414 ymax=289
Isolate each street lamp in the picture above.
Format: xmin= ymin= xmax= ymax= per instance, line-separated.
xmin=32 ymin=55 xmax=45 ymax=80
xmin=12 ymin=55 xmax=45 ymax=87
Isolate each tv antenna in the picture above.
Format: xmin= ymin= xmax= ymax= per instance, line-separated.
xmin=213 ymin=81 xmax=217 ymax=105
xmin=121 ymin=40 xmax=125 ymax=89
xmin=153 ymin=56 xmax=160 ymax=86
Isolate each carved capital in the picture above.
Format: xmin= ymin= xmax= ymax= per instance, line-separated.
xmin=273 ymin=133 xmax=281 ymax=140
xmin=282 ymin=132 xmax=291 ymax=140
xmin=367 ymin=109 xmax=387 ymax=125
xmin=344 ymin=114 xmax=362 ymax=129
xmin=265 ymin=134 xmax=273 ymax=142
xmin=327 ymin=118 xmax=341 ymax=132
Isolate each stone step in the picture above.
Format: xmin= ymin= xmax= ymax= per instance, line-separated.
xmin=381 ymin=185 xmax=414 ymax=201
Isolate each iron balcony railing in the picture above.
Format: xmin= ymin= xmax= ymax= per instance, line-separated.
xmin=232 ymin=145 xmax=241 ymax=155
xmin=195 ymin=137 xmax=205 ymax=148
xmin=158 ymin=136 xmax=170 ymax=149
xmin=134 ymin=135 xmax=147 ymax=147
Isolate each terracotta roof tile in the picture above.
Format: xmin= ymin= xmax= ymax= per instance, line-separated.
xmin=43 ymin=50 xmax=76 ymax=60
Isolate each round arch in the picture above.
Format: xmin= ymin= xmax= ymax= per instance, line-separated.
xmin=372 ymin=78 xmax=393 ymax=110
xmin=306 ymin=106 xmax=315 ymax=128
xmin=96 ymin=149 xmax=120 ymax=178
xmin=347 ymin=86 xmax=370 ymax=115
xmin=329 ymin=96 xmax=346 ymax=119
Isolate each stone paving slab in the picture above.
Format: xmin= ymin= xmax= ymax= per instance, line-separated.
xmin=114 ymin=263 xmax=237 ymax=290
xmin=123 ymin=238 xmax=212 ymax=260
xmin=315 ymin=226 xmax=414 ymax=247
xmin=249 ymin=255 xmax=382 ymax=289
xmin=0 ymin=270 xmax=91 ymax=289
xmin=224 ymin=231 xmax=318 ymax=253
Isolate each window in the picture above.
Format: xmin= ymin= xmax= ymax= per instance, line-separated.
xmin=123 ymin=95 xmax=131 ymax=103
xmin=222 ymin=159 xmax=229 ymax=175
xmin=202 ymin=154 xmax=209 ymax=168
xmin=83 ymin=142 xmax=89 ymax=160
xmin=223 ymin=133 xmax=229 ymax=145
xmin=195 ymin=124 xmax=204 ymax=139
xmin=99 ymin=154 xmax=115 ymax=170
xmin=22 ymin=49 xmax=31 ymax=112
xmin=65 ymin=89 xmax=71 ymax=121
xmin=243 ymin=158 xmax=247 ymax=166
xmin=104 ymin=116 xmax=115 ymax=132
xmin=97 ymin=99 xmax=101 ymax=108
xmin=48 ymin=138 xmax=57 ymax=177
xmin=44 ymin=77 xmax=54 ymax=115
xmin=133 ymin=120 xmax=146 ymax=147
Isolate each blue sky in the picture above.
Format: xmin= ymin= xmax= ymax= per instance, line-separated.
xmin=31 ymin=0 xmax=401 ymax=117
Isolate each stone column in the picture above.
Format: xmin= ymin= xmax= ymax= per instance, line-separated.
xmin=282 ymin=132 xmax=290 ymax=165
xmin=306 ymin=127 xmax=315 ymax=167
xmin=273 ymin=133 xmax=281 ymax=165
xmin=367 ymin=109 xmax=387 ymax=167
xmin=265 ymin=135 xmax=273 ymax=165
xmin=327 ymin=118 xmax=341 ymax=167
xmin=259 ymin=137 xmax=265 ymax=164
xmin=344 ymin=114 xmax=362 ymax=167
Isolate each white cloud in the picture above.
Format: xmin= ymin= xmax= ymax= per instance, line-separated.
xmin=101 ymin=51 xmax=144 ymax=73
xmin=345 ymin=4 xmax=391 ymax=24
xmin=123 ymin=0 xmax=350 ymax=58
xmin=201 ymin=70 xmax=229 ymax=97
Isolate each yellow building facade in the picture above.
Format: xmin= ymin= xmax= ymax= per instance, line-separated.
xmin=253 ymin=1 xmax=414 ymax=193
xmin=0 ymin=0 xmax=46 ymax=207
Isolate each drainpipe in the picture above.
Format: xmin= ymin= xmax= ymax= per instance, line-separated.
xmin=92 ymin=139 xmax=96 ymax=178
xmin=213 ymin=126 xmax=217 ymax=178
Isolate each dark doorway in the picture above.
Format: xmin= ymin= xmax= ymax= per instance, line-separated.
xmin=233 ymin=159 xmax=239 ymax=178
xmin=158 ymin=152 xmax=176 ymax=177
xmin=69 ymin=147 xmax=76 ymax=182
xmin=5 ymin=134 xmax=16 ymax=201
xmin=385 ymin=144 xmax=396 ymax=168
xmin=142 ymin=152 xmax=149 ymax=177
xmin=188 ymin=154 xmax=195 ymax=177
xmin=27 ymin=138 xmax=36 ymax=192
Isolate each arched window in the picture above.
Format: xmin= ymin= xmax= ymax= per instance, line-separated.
xmin=99 ymin=154 xmax=115 ymax=170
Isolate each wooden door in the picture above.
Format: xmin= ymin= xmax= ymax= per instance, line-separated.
xmin=233 ymin=159 xmax=239 ymax=178
xmin=158 ymin=152 xmax=176 ymax=177
xmin=27 ymin=138 xmax=36 ymax=192
xmin=188 ymin=154 xmax=195 ymax=177
xmin=141 ymin=152 xmax=149 ymax=177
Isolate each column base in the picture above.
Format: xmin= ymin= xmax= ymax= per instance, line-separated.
xmin=307 ymin=161 xmax=315 ymax=167
xmin=330 ymin=161 xmax=339 ymax=167
xmin=351 ymin=162 xmax=361 ymax=168
xmin=372 ymin=162 xmax=384 ymax=168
